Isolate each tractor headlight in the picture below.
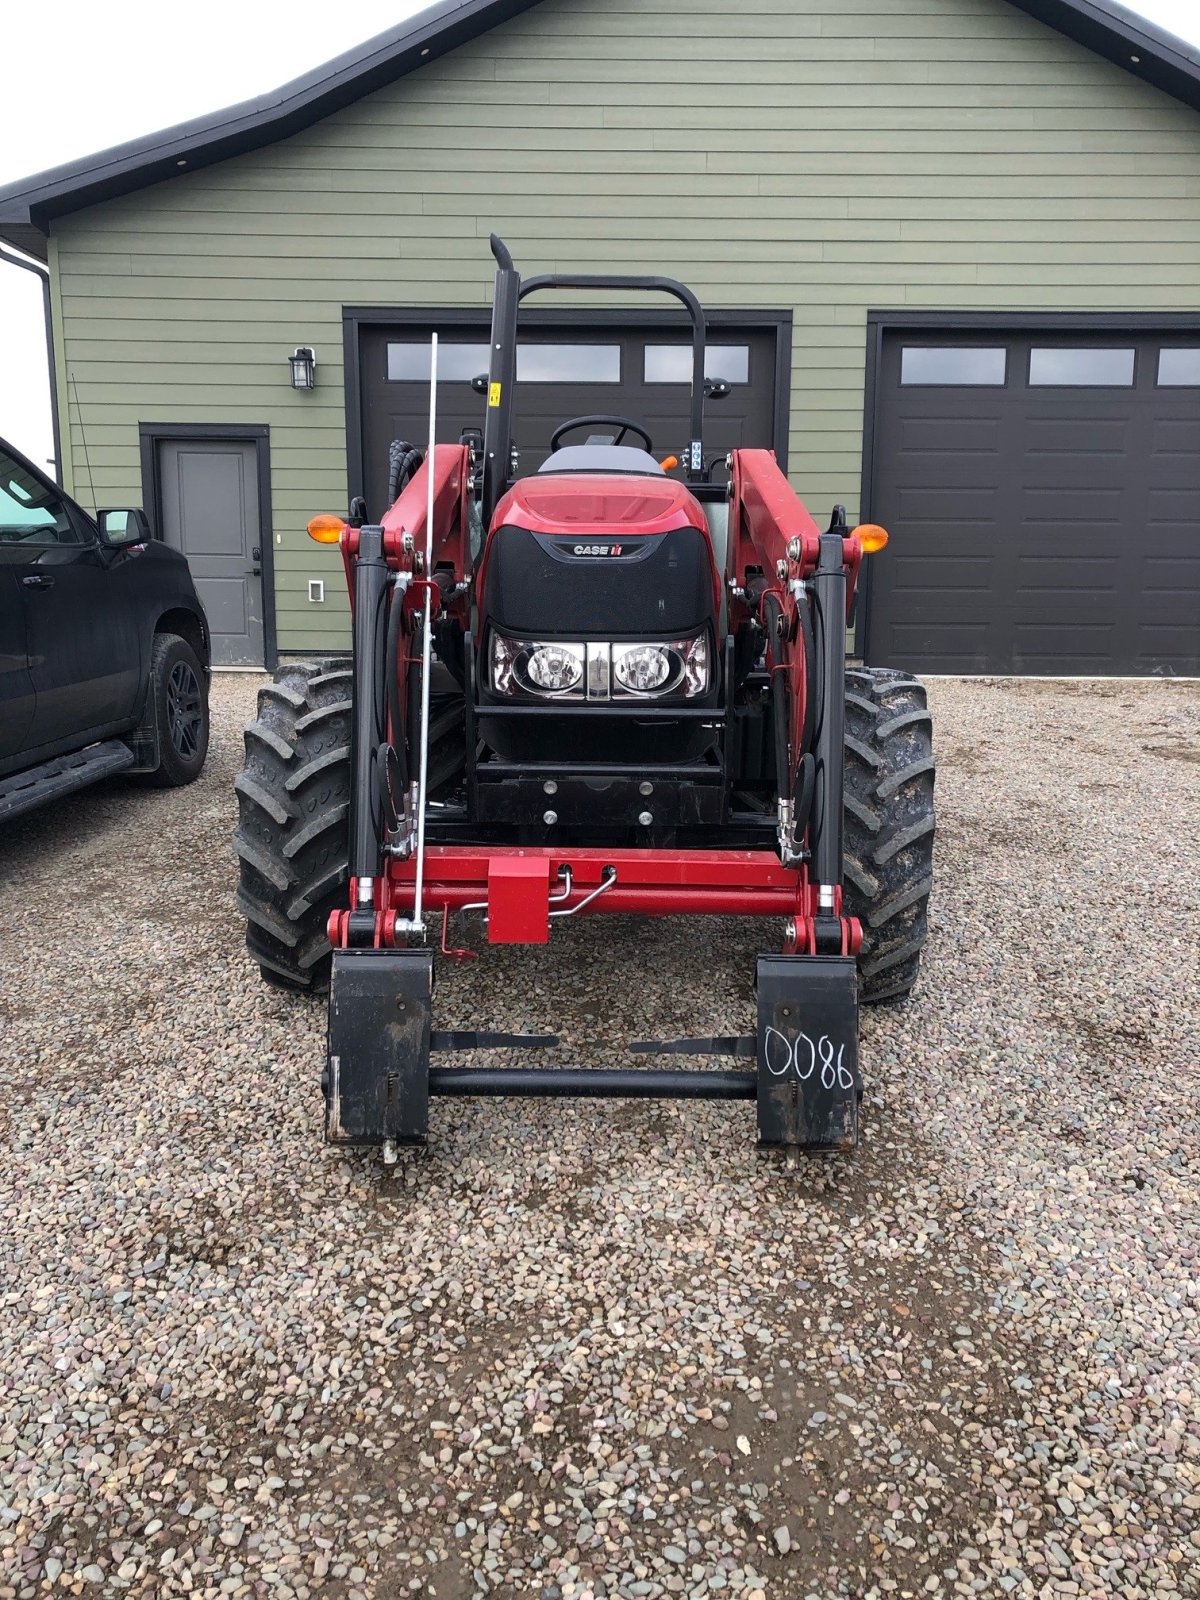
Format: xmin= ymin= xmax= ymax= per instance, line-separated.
xmin=525 ymin=643 xmax=584 ymax=693
xmin=613 ymin=644 xmax=671 ymax=693
xmin=488 ymin=629 xmax=710 ymax=700
xmin=490 ymin=634 xmax=586 ymax=699
xmin=612 ymin=634 xmax=709 ymax=699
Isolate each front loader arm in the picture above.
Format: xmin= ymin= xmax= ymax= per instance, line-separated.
xmin=336 ymin=444 xmax=473 ymax=935
xmin=340 ymin=442 xmax=473 ymax=592
xmin=727 ymin=449 xmax=823 ymax=812
xmin=728 ymin=447 xmax=824 ymax=596
xmin=727 ymin=449 xmax=864 ymax=956
xmin=379 ymin=443 xmax=474 ymax=587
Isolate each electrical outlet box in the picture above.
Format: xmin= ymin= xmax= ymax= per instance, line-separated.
xmin=308 ymin=579 xmax=325 ymax=604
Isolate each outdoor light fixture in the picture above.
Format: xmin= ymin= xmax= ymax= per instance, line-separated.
xmin=289 ymin=347 xmax=316 ymax=390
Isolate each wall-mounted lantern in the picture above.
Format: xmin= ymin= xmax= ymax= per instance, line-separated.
xmin=289 ymin=347 xmax=316 ymax=390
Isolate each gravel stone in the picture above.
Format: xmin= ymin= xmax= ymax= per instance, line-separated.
xmin=0 ymin=674 xmax=1196 ymax=1600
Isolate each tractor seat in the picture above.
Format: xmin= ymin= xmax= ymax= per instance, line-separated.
xmin=538 ymin=444 xmax=664 ymax=476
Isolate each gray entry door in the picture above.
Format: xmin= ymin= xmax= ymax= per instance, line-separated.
xmin=158 ymin=438 xmax=264 ymax=666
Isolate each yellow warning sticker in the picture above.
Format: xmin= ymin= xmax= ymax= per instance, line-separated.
xmin=488 ymin=382 xmax=502 ymax=408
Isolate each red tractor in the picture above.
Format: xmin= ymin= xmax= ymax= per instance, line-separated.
xmin=234 ymin=237 xmax=935 ymax=1160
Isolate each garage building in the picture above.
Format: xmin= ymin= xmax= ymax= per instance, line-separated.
xmin=1 ymin=0 xmax=1198 ymax=674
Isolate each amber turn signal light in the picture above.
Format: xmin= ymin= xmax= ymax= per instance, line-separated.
xmin=659 ymin=455 xmax=680 ymax=472
xmin=307 ymin=514 xmax=345 ymax=545
xmin=853 ymin=523 xmax=889 ymax=554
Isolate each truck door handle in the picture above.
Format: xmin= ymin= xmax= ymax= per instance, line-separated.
xmin=22 ymin=574 xmax=54 ymax=590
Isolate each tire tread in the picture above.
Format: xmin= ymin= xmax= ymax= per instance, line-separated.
xmin=842 ymin=666 xmax=936 ymax=1004
xmin=234 ymin=656 xmax=352 ymax=991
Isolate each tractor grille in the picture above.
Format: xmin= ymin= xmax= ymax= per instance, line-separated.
xmin=483 ymin=524 xmax=715 ymax=638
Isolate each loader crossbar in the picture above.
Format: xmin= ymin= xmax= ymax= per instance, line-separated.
xmin=330 ymin=847 xmax=857 ymax=952
xmin=428 ymin=1067 xmax=755 ymax=1100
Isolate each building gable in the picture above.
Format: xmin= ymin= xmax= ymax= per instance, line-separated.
xmin=1 ymin=0 xmax=1198 ymax=260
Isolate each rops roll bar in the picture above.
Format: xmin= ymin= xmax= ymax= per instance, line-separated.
xmin=480 ymin=234 xmax=707 ymax=524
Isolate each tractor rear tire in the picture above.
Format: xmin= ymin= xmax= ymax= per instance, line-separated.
xmin=842 ymin=666 xmax=936 ymax=1003
xmin=234 ymin=659 xmax=352 ymax=993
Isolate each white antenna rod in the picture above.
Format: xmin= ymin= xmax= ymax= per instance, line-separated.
xmin=411 ymin=333 xmax=438 ymax=935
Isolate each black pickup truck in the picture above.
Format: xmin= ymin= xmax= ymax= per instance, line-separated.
xmin=0 ymin=435 xmax=210 ymax=822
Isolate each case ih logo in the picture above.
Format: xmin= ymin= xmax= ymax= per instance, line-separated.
xmin=572 ymin=543 xmax=624 ymax=557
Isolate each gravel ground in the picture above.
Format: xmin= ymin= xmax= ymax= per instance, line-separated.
xmin=0 ymin=673 xmax=1198 ymax=1600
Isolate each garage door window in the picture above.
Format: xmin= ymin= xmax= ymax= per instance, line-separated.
xmin=1028 ymin=348 xmax=1135 ymax=386
xmin=386 ymin=341 xmax=621 ymax=383
xmin=644 ymin=344 xmax=750 ymax=384
xmin=1157 ymin=348 xmax=1200 ymax=386
xmin=518 ymin=344 xmax=621 ymax=382
xmin=388 ymin=343 xmax=488 ymax=382
xmin=899 ymin=347 xmax=1006 ymax=386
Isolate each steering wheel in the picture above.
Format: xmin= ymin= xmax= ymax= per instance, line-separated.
xmin=549 ymin=414 xmax=653 ymax=453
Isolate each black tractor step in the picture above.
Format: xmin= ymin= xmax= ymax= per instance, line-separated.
xmin=0 ymin=740 xmax=136 ymax=823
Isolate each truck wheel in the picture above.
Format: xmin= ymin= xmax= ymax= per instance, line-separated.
xmin=140 ymin=632 xmax=210 ymax=787
xmin=234 ymin=659 xmax=352 ymax=992
xmin=842 ymin=667 xmax=935 ymax=1003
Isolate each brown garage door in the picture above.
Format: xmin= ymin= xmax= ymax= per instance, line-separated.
xmin=357 ymin=319 xmax=780 ymax=524
xmin=866 ymin=332 xmax=1200 ymax=675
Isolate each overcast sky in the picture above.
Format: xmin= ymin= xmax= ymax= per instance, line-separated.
xmin=2 ymin=0 xmax=1197 ymax=475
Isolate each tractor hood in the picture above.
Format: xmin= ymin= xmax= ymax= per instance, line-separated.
xmin=481 ymin=473 xmax=722 ymax=637
xmin=493 ymin=473 xmax=709 ymax=539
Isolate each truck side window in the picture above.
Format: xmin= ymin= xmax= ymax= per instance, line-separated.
xmin=0 ymin=448 xmax=84 ymax=545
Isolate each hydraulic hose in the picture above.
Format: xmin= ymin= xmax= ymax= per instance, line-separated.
xmin=388 ymin=441 xmax=424 ymax=506
xmin=762 ymin=592 xmax=792 ymax=806
xmin=376 ymin=575 xmax=410 ymax=837
xmin=385 ymin=576 xmax=409 ymax=795
xmin=762 ymin=589 xmax=817 ymax=842
xmin=797 ymin=593 xmax=817 ymax=754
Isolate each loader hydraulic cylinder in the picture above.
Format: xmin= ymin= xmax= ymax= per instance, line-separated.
xmin=349 ymin=523 xmax=388 ymax=901
xmin=809 ymin=529 xmax=848 ymax=913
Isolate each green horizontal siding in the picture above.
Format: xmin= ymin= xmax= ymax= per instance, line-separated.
xmin=49 ymin=0 xmax=1200 ymax=653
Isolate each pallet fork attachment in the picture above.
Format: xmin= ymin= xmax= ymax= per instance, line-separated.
xmin=325 ymin=948 xmax=433 ymax=1147
xmin=325 ymin=949 xmax=859 ymax=1156
xmin=754 ymin=955 xmax=860 ymax=1149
